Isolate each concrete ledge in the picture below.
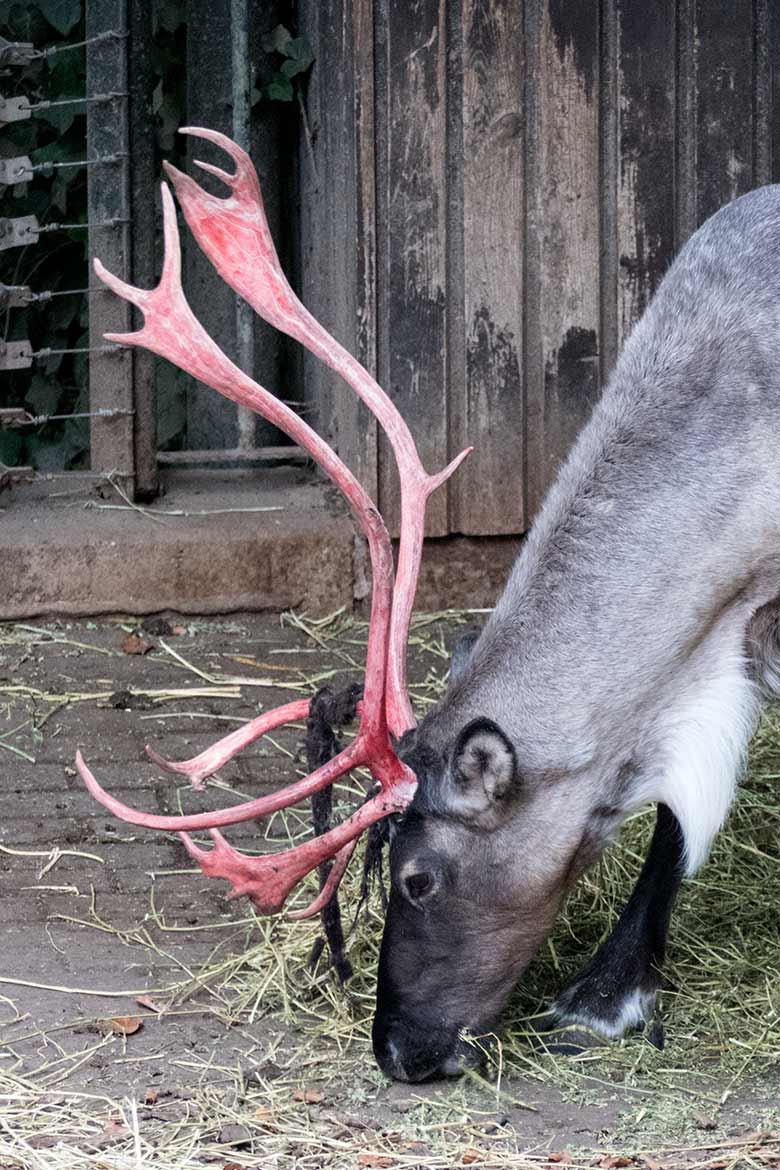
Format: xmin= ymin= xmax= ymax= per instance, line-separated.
xmin=0 ymin=467 xmax=524 ymax=619
xmin=0 ymin=467 xmax=355 ymax=619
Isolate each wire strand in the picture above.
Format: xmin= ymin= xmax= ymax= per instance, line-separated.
xmin=35 ymin=31 xmax=127 ymax=58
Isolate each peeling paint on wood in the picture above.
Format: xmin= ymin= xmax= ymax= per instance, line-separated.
xmin=298 ymin=0 xmax=378 ymax=502
xmin=298 ymin=0 xmax=777 ymax=540
xmin=695 ymin=0 xmax=754 ymax=220
xmin=453 ymin=0 xmax=524 ymax=535
xmin=377 ymin=0 xmax=449 ymax=537
xmin=616 ymin=0 xmax=675 ymax=344
xmin=525 ymin=0 xmax=600 ymax=515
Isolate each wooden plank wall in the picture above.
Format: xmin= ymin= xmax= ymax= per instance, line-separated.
xmin=182 ymin=0 xmax=287 ymax=451
xmin=298 ymin=0 xmax=780 ymax=537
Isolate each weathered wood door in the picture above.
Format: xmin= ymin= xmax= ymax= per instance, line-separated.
xmin=299 ymin=0 xmax=777 ymax=537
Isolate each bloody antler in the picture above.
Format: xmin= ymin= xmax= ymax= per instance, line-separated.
xmin=75 ymin=130 xmax=469 ymax=919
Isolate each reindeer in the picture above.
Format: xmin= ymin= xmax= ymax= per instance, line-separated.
xmin=76 ymin=131 xmax=780 ymax=1083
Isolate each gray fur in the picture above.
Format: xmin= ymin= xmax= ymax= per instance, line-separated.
xmin=373 ymin=185 xmax=780 ymax=1081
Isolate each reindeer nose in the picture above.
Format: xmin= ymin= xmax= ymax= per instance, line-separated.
xmin=374 ymin=1028 xmax=411 ymax=1082
xmin=372 ymin=1012 xmax=464 ymax=1082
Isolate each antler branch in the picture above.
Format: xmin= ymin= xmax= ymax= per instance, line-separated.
xmin=164 ymin=128 xmax=471 ymax=737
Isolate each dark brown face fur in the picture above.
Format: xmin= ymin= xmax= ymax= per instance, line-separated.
xmin=371 ymin=721 xmax=597 ymax=1082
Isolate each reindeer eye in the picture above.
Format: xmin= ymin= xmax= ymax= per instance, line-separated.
xmin=405 ymin=871 xmax=433 ymax=901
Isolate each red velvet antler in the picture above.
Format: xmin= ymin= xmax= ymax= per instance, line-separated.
xmin=164 ymin=128 xmax=471 ymax=739
xmin=75 ymin=131 xmax=469 ymax=919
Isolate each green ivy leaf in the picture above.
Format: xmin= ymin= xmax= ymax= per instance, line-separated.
xmin=0 ymin=431 xmax=23 ymax=467
xmin=156 ymin=0 xmax=184 ymax=33
xmin=39 ymin=105 xmax=77 ymax=135
xmin=38 ymin=0 xmax=82 ymax=36
xmin=49 ymin=54 xmax=84 ymax=95
xmin=285 ymin=36 xmax=314 ymax=70
xmin=25 ymin=373 xmax=62 ymax=417
xmin=267 ymin=77 xmax=294 ymax=102
xmin=280 ymin=58 xmax=307 ymax=81
xmin=261 ymin=24 xmax=292 ymax=55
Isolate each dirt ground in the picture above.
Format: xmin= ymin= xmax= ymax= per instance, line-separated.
xmin=0 ymin=613 xmax=778 ymax=1169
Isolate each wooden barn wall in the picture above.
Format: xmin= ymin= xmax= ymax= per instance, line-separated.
xmin=297 ymin=0 xmax=780 ymax=538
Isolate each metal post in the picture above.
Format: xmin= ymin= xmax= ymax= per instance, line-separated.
xmin=232 ymin=0 xmax=257 ymax=454
xmin=86 ymin=0 xmax=134 ymax=489
xmin=128 ymin=0 xmax=158 ymax=499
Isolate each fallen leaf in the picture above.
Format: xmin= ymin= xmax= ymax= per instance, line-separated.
xmin=462 ymin=1149 xmax=482 ymax=1164
xmin=292 ymin=1087 xmax=324 ymax=1104
xmin=172 ymin=624 xmax=187 ymax=636
xmin=99 ymin=1015 xmax=143 ymax=1036
xmin=547 ymin=1154 xmax=573 ymax=1166
xmin=122 ymin=632 xmax=154 ymax=655
xmin=141 ymin=616 xmax=174 ymax=637
xmin=598 ymin=1158 xmax=633 ymax=1169
xmin=692 ymin=1109 xmax=718 ymax=1131
xmin=136 ymin=994 xmax=163 ymax=1013
xmin=103 ymin=1118 xmax=130 ymax=1138
xmin=357 ymin=1156 xmax=395 ymax=1169
xmin=144 ymin=1088 xmax=158 ymax=1105
xmin=222 ymin=1164 xmax=247 ymax=1170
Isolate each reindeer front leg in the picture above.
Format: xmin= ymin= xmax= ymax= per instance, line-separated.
xmin=548 ymin=804 xmax=684 ymax=1048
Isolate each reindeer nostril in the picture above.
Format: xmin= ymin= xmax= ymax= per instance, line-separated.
xmin=381 ymin=1035 xmax=410 ymax=1082
xmin=373 ymin=1012 xmax=470 ymax=1083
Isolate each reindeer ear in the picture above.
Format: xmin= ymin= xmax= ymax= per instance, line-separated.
xmin=448 ymin=718 xmax=519 ymax=821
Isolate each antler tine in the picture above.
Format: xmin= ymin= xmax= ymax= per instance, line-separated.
xmin=177 ymin=775 xmax=413 ymax=917
xmin=75 ymin=739 xmax=370 ymax=831
xmin=144 ymin=698 xmax=311 ymax=789
xmin=167 ymin=129 xmax=472 ymax=738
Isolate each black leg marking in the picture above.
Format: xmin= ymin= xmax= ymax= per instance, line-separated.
xmin=550 ymin=803 xmax=684 ymax=1045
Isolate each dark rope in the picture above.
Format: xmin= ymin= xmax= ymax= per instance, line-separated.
xmin=305 ymin=683 xmax=362 ymax=984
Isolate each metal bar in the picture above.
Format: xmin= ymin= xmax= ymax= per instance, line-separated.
xmin=157 ymin=447 xmax=308 ymax=466
xmin=37 ymin=218 xmax=128 ymax=232
xmin=127 ymin=0 xmax=158 ymax=499
xmin=231 ymin=0 xmax=256 ymax=453
xmin=29 ymin=153 xmax=127 ymax=174
xmin=31 ymin=344 xmax=118 ymax=357
xmin=3 ymin=284 xmax=104 ymax=304
xmin=2 ymin=407 xmax=132 ymax=427
xmin=87 ymin=0 xmax=135 ymax=487
xmin=184 ymin=0 xmax=239 ymax=449
xmin=29 ymin=91 xmax=127 ymax=111
xmin=0 ymin=93 xmax=125 ymax=126
xmin=37 ymin=30 xmax=127 ymax=57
